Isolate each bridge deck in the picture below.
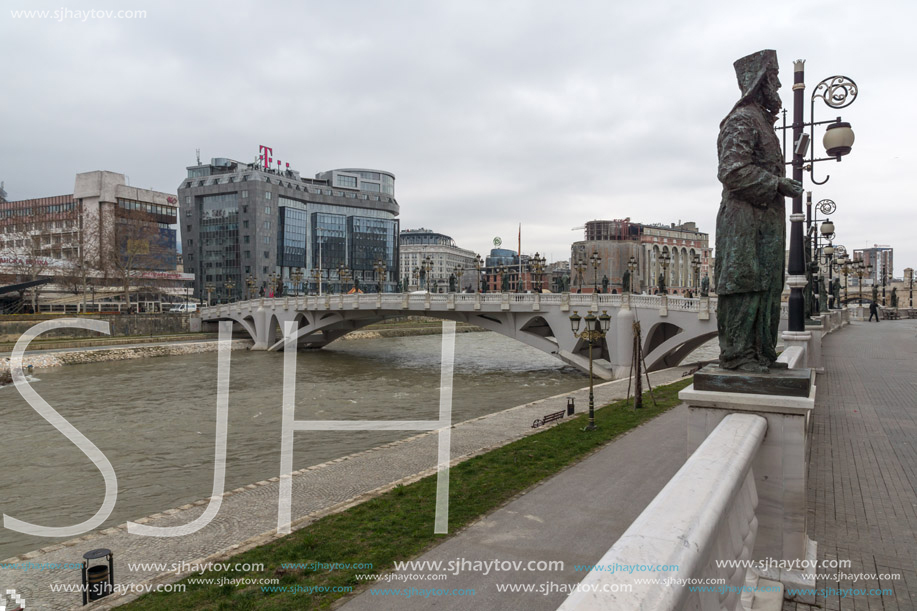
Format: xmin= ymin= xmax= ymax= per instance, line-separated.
xmin=785 ymin=318 xmax=917 ymax=610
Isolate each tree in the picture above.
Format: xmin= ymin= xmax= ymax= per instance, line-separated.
xmin=101 ymin=210 xmax=173 ymax=309
xmin=0 ymin=228 xmax=54 ymax=312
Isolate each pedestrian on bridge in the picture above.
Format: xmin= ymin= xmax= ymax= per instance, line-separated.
xmin=868 ymin=300 xmax=879 ymax=322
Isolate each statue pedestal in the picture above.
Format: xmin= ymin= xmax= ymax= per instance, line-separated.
xmin=680 ymin=365 xmax=817 ymax=603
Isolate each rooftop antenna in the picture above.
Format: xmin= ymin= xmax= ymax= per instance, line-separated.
xmin=196 ymin=148 xmax=201 ymax=165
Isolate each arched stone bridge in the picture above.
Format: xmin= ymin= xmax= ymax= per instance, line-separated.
xmin=199 ymin=293 xmax=789 ymax=379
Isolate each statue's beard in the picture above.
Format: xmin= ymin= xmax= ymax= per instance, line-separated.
xmin=758 ymin=88 xmax=782 ymax=121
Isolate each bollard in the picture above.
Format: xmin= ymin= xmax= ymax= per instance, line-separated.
xmin=81 ymin=548 xmax=114 ymax=605
xmin=567 ymin=397 xmax=575 ymax=416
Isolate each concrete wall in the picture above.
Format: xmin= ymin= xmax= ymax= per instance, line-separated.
xmin=0 ymin=314 xmax=190 ymax=342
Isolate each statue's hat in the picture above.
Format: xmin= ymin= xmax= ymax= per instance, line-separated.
xmin=733 ymin=49 xmax=779 ymax=104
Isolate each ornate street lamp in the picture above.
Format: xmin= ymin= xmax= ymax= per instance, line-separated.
xmin=225 ymin=281 xmax=236 ymax=303
xmin=497 ymin=264 xmax=509 ymax=293
xmin=531 ymin=253 xmax=546 ymax=293
xmin=453 ymin=263 xmax=464 ymax=293
xmin=205 ymin=283 xmax=215 ymax=306
xmin=474 ymin=253 xmax=483 ymax=293
xmin=310 ymin=268 xmax=323 ymax=296
xmin=374 ymin=259 xmax=387 ymax=294
xmin=690 ymin=254 xmax=701 ymax=293
xmin=245 ymin=275 xmax=255 ymax=300
xmin=569 ymin=310 xmax=612 ymax=431
xmin=782 ymin=61 xmax=858 ymax=332
xmin=659 ymin=252 xmax=671 ymax=294
xmin=422 ymin=256 xmax=434 ymax=292
xmin=590 ymin=250 xmax=602 ymax=293
xmin=291 ymin=269 xmax=303 ymax=297
xmin=573 ymin=258 xmax=587 ymax=293
xmin=627 ymin=255 xmax=638 ymax=293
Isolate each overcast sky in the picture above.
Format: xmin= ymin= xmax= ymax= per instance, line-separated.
xmin=2 ymin=0 xmax=914 ymax=274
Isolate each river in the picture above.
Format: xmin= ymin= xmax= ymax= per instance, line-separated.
xmin=0 ymin=331 xmax=720 ymax=559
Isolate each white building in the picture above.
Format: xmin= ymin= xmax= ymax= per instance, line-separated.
xmin=399 ymin=228 xmax=478 ymax=292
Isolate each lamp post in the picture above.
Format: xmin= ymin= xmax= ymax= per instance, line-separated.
xmin=531 ymin=253 xmax=545 ymax=292
xmin=474 ymin=253 xmax=483 ymax=293
xmin=310 ymin=268 xmax=322 ymax=296
xmin=453 ymin=263 xmax=464 ymax=293
xmin=882 ymin=267 xmax=889 ymax=306
xmin=374 ymin=259 xmax=387 ymax=294
xmin=573 ymin=258 xmax=587 ymax=293
xmin=412 ymin=266 xmax=420 ymax=291
xmin=627 ymin=255 xmax=638 ymax=293
xmin=291 ymin=269 xmax=303 ymax=297
xmin=906 ymin=268 xmax=914 ymax=308
xmin=782 ymin=61 xmax=858 ymax=332
xmin=205 ymin=283 xmax=214 ymax=306
xmin=690 ymin=254 xmax=701 ymax=294
xmin=497 ymin=264 xmax=509 ymax=293
xmin=225 ymin=281 xmax=236 ymax=303
xmin=659 ymin=252 xmax=671 ymax=294
xmin=590 ymin=250 xmax=602 ymax=293
xmin=422 ymin=256 xmax=433 ymax=292
xmin=245 ymin=275 xmax=255 ymax=300
xmin=569 ymin=310 xmax=612 ymax=431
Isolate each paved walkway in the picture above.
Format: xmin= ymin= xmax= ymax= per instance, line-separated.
xmin=0 ymin=364 xmax=693 ymax=610
xmin=784 ymin=319 xmax=917 ymax=611
xmin=341 ymin=405 xmax=689 ymax=611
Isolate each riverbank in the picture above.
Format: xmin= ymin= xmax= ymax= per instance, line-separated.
xmin=0 ymin=322 xmax=484 ymax=382
xmin=0 ymin=339 xmax=254 ymax=378
xmin=0 ymin=366 xmax=694 ymax=610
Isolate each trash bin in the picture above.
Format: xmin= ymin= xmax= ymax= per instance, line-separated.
xmin=567 ymin=397 xmax=575 ymax=416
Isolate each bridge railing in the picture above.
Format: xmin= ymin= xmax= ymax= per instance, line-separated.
xmin=558 ymin=413 xmax=767 ymax=611
xmin=200 ymin=294 xmax=730 ymax=319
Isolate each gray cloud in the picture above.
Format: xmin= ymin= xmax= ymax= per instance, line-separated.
xmin=1 ymin=0 xmax=913 ymax=273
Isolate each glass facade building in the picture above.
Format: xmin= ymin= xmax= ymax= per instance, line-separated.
xmin=179 ymin=159 xmax=400 ymax=299
xmin=199 ymin=193 xmax=240 ymax=300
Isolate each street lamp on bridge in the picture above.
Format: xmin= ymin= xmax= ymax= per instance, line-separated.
xmin=590 ymin=250 xmax=602 ymax=293
xmin=782 ymin=61 xmax=858 ymax=332
xmin=627 ymin=255 xmax=638 ymax=293
xmin=246 ymin=275 xmax=256 ymax=300
xmin=659 ymin=252 xmax=671 ymax=294
xmin=205 ymin=283 xmax=215 ymax=306
xmin=573 ymin=258 xmax=587 ymax=293
xmin=291 ymin=269 xmax=303 ymax=297
xmin=531 ymin=253 xmax=546 ymax=293
xmin=474 ymin=253 xmax=483 ymax=293
xmin=569 ymin=310 xmax=611 ymax=431
xmin=374 ymin=259 xmax=387 ymax=294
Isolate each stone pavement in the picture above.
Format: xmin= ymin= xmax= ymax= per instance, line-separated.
xmin=0 ymin=364 xmax=693 ymax=610
xmin=340 ymin=404 xmax=689 ymax=611
xmin=783 ymin=319 xmax=917 ymax=611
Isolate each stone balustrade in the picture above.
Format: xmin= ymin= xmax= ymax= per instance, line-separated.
xmin=558 ymin=414 xmax=776 ymax=611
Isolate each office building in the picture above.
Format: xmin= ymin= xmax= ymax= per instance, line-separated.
xmin=179 ymin=154 xmax=400 ymax=300
xmin=0 ymin=171 xmax=186 ymax=308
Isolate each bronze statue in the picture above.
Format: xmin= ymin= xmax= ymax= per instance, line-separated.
xmin=831 ymin=277 xmax=841 ymax=308
xmin=891 ymin=287 xmax=898 ymax=308
xmin=715 ymin=50 xmax=803 ymax=372
xmin=622 ymin=269 xmax=631 ymax=293
xmin=701 ymin=275 xmax=710 ymax=297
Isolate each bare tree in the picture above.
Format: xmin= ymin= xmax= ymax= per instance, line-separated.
xmin=0 ymin=228 xmax=54 ymax=312
xmin=101 ymin=210 xmax=172 ymax=310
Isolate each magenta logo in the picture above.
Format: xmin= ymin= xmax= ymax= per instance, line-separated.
xmin=258 ymin=145 xmax=273 ymax=170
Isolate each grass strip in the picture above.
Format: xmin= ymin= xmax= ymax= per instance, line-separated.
xmin=123 ymin=376 xmax=693 ymax=610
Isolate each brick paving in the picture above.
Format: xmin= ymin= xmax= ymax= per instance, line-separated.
xmin=0 ymin=365 xmax=692 ymax=610
xmin=783 ymin=319 xmax=917 ymax=611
